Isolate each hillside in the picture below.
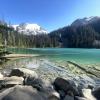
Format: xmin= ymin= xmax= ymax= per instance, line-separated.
xmin=0 ymin=16 xmax=100 ymax=48
xmin=50 ymin=16 xmax=100 ymax=48
xmin=0 ymin=22 xmax=50 ymax=48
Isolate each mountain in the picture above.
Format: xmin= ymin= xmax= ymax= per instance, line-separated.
xmin=50 ymin=16 xmax=100 ymax=48
xmin=1 ymin=16 xmax=100 ymax=48
xmin=0 ymin=23 xmax=50 ymax=48
xmin=12 ymin=23 xmax=48 ymax=35
xmin=71 ymin=16 xmax=100 ymax=27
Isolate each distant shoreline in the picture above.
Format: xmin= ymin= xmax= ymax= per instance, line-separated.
xmin=7 ymin=47 xmax=100 ymax=49
xmin=3 ymin=54 xmax=39 ymax=60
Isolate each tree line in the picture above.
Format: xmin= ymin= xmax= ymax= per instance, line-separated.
xmin=50 ymin=19 xmax=100 ymax=48
xmin=0 ymin=20 xmax=100 ymax=48
xmin=0 ymin=24 xmax=51 ymax=48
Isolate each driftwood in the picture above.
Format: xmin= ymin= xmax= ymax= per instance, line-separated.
xmin=67 ymin=61 xmax=99 ymax=77
xmin=92 ymin=67 xmax=100 ymax=72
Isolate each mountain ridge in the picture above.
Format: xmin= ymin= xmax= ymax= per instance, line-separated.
xmin=49 ymin=16 xmax=100 ymax=48
xmin=71 ymin=16 xmax=100 ymax=27
xmin=0 ymin=16 xmax=100 ymax=48
xmin=12 ymin=23 xmax=48 ymax=35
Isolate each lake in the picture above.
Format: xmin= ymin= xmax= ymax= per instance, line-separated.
xmin=7 ymin=48 xmax=100 ymax=66
xmin=0 ymin=48 xmax=99 ymax=83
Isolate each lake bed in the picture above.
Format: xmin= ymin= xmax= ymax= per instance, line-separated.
xmin=0 ymin=48 xmax=100 ymax=86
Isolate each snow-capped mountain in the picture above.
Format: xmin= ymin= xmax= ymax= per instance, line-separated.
xmin=12 ymin=23 xmax=48 ymax=35
xmin=71 ymin=16 xmax=100 ymax=27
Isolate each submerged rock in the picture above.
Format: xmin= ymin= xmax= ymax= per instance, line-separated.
xmin=76 ymin=76 xmax=95 ymax=89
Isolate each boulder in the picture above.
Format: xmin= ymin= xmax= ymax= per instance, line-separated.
xmin=9 ymin=68 xmax=38 ymax=78
xmin=48 ymin=94 xmax=60 ymax=100
xmin=0 ymin=73 xmax=3 ymax=89
xmin=0 ymin=85 xmax=47 ymax=100
xmin=50 ymin=91 xmax=60 ymax=100
xmin=53 ymin=77 xmax=79 ymax=96
xmin=0 ymin=76 xmax=24 ymax=88
xmin=82 ymin=89 xmax=96 ymax=100
xmin=25 ymin=77 xmax=60 ymax=99
xmin=92 ymin=87 xmax=100 ymax=100
xmin=64 ymin=95 xmax=74 ymax=100
xmin=1 ymin=69 xmax=11 ymax=77
xmin=47 ymin=91 xmax=60 ymax=100
xmin=25 ymin=77 xmax=53 ymax=91
xmin=58 ymin=90 xmax=66 ymax=99
xmin=25 ymin=78 xmax=44 ymax=90
xmin=0 ymin=73 xmax=3 ymax=79
xmin=75 ymin=96 xmax=89 ymax=100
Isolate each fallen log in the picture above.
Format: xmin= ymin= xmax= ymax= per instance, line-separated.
xmin=67 ymin=61 xmax=99 ymax=77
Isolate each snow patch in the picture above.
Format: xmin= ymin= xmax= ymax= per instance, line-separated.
xmin=12 ymin=23 xmax=48 ymax=35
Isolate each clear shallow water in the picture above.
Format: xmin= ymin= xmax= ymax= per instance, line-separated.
xmin=7 ymin=48 xmax=100 ymax=65
xmin=0 ymin=48 xmax=99 ymax=86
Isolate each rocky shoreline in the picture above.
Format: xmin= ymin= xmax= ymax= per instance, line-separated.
xmin=0 ymin=68 xmax=100 ymax=100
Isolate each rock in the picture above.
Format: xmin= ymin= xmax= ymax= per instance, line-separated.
xmin=0 ymin=73 xmax=3 ymax=89
xmin=53 ymin=77 xmax=79 ymax=96
xmin=64 ymin=95 xmax=74 ymax=100
xmin=0 ymin=85 xmax=47 ymax=100
xmin=9 ymin=68 xmax=38 ymax=78
xmin=77 ymin=76 xmax=95 ymax=91
xmin=77 ymin=83 xmax=94 ymax=96
xmin=88 ymin=84 xmax=94 ymax=90
xmin=25 ymin=78 xmax=44 ymax=90
xmin=75 ymin=96 xmax=89 ymax=100
xmin=58 ymin=90 xmax=66 ymax=99
xmin=1 ymin=69 xmax=11 ymax=77
xmin=0 ymin=73 xmax=3 ymax=79
xmin=92 ymin=87 xmax=100 ymax=100
xmin=82 ymin=89 xmax=96 ymax=100
xmin=51 ymin=91 xmax=60 ymax=99
xmin=0 ymin=76 xmax=24 ymax=88
xmin=25 ymin=77 xmax=60 ymax=99
xmin=25 ymin=77 xmax=52 ymax=92
xmin=48 ymin=94 xmax=60 ymax=100
xmin=47 ymin=91 xmax=60 ymax=100
xmin=26 ymin=77 xmax=53 ymax=89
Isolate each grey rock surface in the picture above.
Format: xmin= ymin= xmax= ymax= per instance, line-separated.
xmin=82 ymin=89 xmax=96 ymax=100
xmin=0 ymin=85 xmax=46 ymax=100
xmin=10 ymin=68 xmax=38 ymax=78
xmin=64 ymin=95 xmax=74 ymax=100
xmin=0 ymin=76 xmax=24 ymax=88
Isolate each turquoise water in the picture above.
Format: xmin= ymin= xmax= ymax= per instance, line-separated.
xmin=7 ymin=48 xmax=100 ymax=65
